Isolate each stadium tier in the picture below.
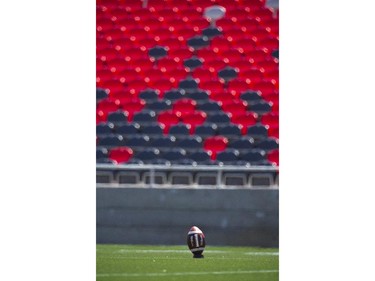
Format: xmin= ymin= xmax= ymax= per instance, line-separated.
xmin=96 ymin=0 xmax=279 ymax=186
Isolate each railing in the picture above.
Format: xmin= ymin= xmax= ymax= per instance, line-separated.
xmin=96 ymin=164 xmax=279 ymax=189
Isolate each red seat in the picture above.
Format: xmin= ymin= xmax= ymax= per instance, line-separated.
xmin=109 ymin=147 xmax=134 ymax=164
xmin=169 ymin=47 xmax=194 ymax=61
xmin=268 ymin=126 xmax=279 ymax=139
xmin=203 ymin=136 xmax=229 ymax=160
xmin=181 ymin=110 xmax=207 ymax=130
xmin=119 ymin=99 xmax=146 ymax=119
xmin=191 ymin=67 xmax=215 ymax=81
xmin=209 ymin=91 xmax=236 ymax=104
xmin=173 ymin=98 xmax=197 ymax=113
xmin=239 ymin=68 xmax=265 ymax=84
xmin=251 ymin=79 xmax=278 ymax=96
xmin=220 ymin=48 xmax=245 ymax=64
xmin=150 ymin=78 xmax=176 ymax=93
xmin=200 ymin=80 xmax=224 ymax=94
xmin=221 ymin=100 xmax=248 ymax=116
xmin=257 ymin=36 xmax=279 ymax=52
xmin=267 ymin=149 xmax=279 ymax=166
xmin=261 ymin=112 xmax=279 ymax=127
xmin=127 ymin=78 xmax=149 ymax=96
xmin=157 ymin=110 xmax=181 ymax=133
xmin=100 ymin=79 xmax=127 ymax=96
xmin=256 ymin=58 xmax=279 ymax=73
xmin=231 ymin=112 xmax=257 ymax=133
xmin=97 ymin=99 xmax=119 ymax=116
xmin=227 ymin=78 xmax=251 ymax=97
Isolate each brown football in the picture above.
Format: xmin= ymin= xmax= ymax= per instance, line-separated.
xmin=187 ymin=226 xmax=206 ymax=256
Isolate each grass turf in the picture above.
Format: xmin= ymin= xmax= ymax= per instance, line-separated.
xmin=97 ymin=244 xmax=279 ymax=281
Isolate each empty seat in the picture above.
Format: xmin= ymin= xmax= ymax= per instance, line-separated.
xmin=218 ymin=66 xmax=239 ymax=83
xmin=98 ymin=134 xmax=126 ymax=147
xmin=268 ymin=149 xmax=279 ymax=166
xmin=203 ymin=136 xmax=228 ymax=159
xmin=178 ymin=77 xmax=199 ymax=92
xmin=181 ymin=110 xmax=207 ymax=128
xmin=206 ymin=112 xmax=231 ymax=124
xmin=163 ymin=88 xmax=186 ymax=101
xmin=96 ymin=122 xmax=115 ymax=136
xmin=135 ymin=148 xmax=161 ymax=163
xmin=96 ymin=147 xmax=108 ymax=160
xmin=189 ymin=150 xmax=212 ymax=164
xmin=187 ymin=90 xmax=210 ymax=101
xmin=173 ymin=98 xmax=197 ymax=113
xmin=202 ymin=26 xmax=223 ymax=39
xmin=194 ymin=123 xmax=217 ymax=137
xmin=229 ymin=137 xmax=256 ymax=151
xmin=217 ymin=124 xmax=243 ymax=137
xmin=96 ymin=88 xmax=108 ymax=101
xmin=132 ymin=110 xmax=157 ymax=124
xmin=169 ymin=123 xmax=191 ymax=136
xmin=138 ymin=88 xmax=160 ymax=101
xmin=116 ymin=122 xmax=140 ymax=135
xmin=139 ymin=123 xmax=165 ymax=135
xmin=197 ymin=100 xmax=221 ymax=112
xmin=161 ymin=148 xmax=187 ymax=163
xmin=247 ymin=124 xmax=269 ymax=140
xmin=221 ymin=100 xmax=248 ymax=115
xmin=231 ymin=112 xmax=257 ymax=132
xmin=183 ymin=56 xmax=204 ymax=71
xmin=187 ymin=35 xmax=210 ymax=51
xmin=150 ymin=135 xmax=177 ymax=149
xmin=240 ymin=90 xmax=263 ymax=103
xmin=146 ymin=99 xmax=172 ymax=112
xmin=107 ymin=110 xmax=129 ymax=124
xmin=108 ymin=146 xmax=134 ymax=164
xmin=125 ymin=135 xmax=151 ymax=148
xmin=240 ymin=149 xmax=267 ymax=164
xmin=216 ymin=149 xmax=240 ymax=164
xmin=177 ymin=136 xmax=203 ymax=151
xmin=249 ymin=100 xmax=272 ymax=115
xmin=261 ymin=112 xmax=279 ymax=127
xmin=256 ymin=137 xmax=279 ymax=151
xmin=157 ymin=110 xmax=181 ymax=132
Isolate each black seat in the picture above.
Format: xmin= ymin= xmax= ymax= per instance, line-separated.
xmin=132 ymin=110 xmax=157 ymax=124
xmin=135 ymin=148 xmax=161 ymax=163
xmin=240 ymin=149 xmax=267 ymax=164
xmin=96 ymin=122 xmax=114 ymax=136
xmin=216 ymin=149 xmax=240 ymax=164
xmin=125 ymin=135 xmax=151 ymax=148
xmin=150 ymin=135 xmax=177 ymax=149
xmin=184 ymin=56 xmax=204 ymax=71
xmin=247 ymin=124 xmax=269 ymax=140
xmin=169 ymin=123 xmax=191 ymax=137
xmin=178 ymin=77 xmax=199 ymax=93
xmin=197 ymin=100 xmax=222 ymax=112
xmin=175 ymin=159 xmax=198 ymax=165
xmin=148 ymin=45 xmax=168 ymax=61
xmin=202 ymin=26 xmax=223 ymax=39
xmin=140 ymin=123 xmax=165 ymax=136
xmin=126 ymin=158 xmax=144 ymax=165
xmin=272 ymin=49 xmax=279 ymax=59
xmin=249 ymin=101 xmax=272 ymax=115
xmin=217 ymin=124 xmax=242 ymax=138
xmin=161 ymin=148 xmax=187 ymax=163
xmin=116 ymin=123 xmax=140 ymax=135
xmin=146 ymin=99 xmax=172 ymax=112
xmin=96 ymin=147 xmax=108 ymax=159
xmin=148 ymin=158 xmax=171 ymax=165
xmin=163 ymin=88 xmax=185 ymax=101
xmin=96 ymin=158 xmax=116 ymax=164
xmin=189 ymin=150 xmax=212 ymax=164
xmin=218 ymin=66 xmax=239 ymax=83
xmin=256 ymin=137 xmax=279 ymax=151
xmin=98 ymin=134 xmax=126 ymax=147
xmin=107 ymin=110 xmax=129 ymax=124
xmin=187 ymin=89 xmax=210 ymax=101
xmin=206 ymin=112 xmax=231 ymax=124
xmin=176 ymin=136 xmax=203 ymax=151
xmin=187 ymin=35 xmax=210 ymax=51
xmin=240 ymin=90 xmax=263 ymax=104
xmin=229 ymin=137 xmax=255 ymax=151
xmin=194 ymin=123 xmax=217 ymax=137
xmin=139 ymin=89 xmax=160 ymax=101
xmin=96 ymin=88 xmax=108 ymax=101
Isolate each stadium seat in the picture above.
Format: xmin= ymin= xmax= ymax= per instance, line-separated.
xmin=163 ymin=88 xmax=186 ymax=101
xmin=132 ymin=110 xmax=157 ymax=124
xmin=150 ymin=135 xmax=177 ymax=150
xmin=146 ymin=99 xmax=172 ymax=112
xmin=206 ymin=111 xmax=231 ymax=124
xmin=249 ymin=100 xmax=272 ymax=115
xmin=96 ymin=147 xmax=108 ymax=160
xmin=138 ymin=88 xmax=160 ymax=101
xmin=96 ymin=88 xmax=109 ymax=101
xmin=247 ymin=124 xmax=269 ymax=140
xmin=216 ymin=149 xmax=240 ymax=164
xmin=96 ymin=122 xmax=115 ymax=136
xmin=176 ymin=136 xmax=203 ymax=151
xmin=139 ymin=123 xmax=165 ymax=136
xmin=172 ymin=98 xmax=197 ymax=113
xmin=168 ymin=123 xmax=192 ymax=137
xmin=135 ymin=148 xmax=161 ymax=163
xmin=240 ymin=149 xmax=267 ymax=165
xmin=194 ymin=123 xmax=218 ymax=137
xmin=240 ymin=90 xmax=263 ymax=104
xmin=98 ymin=134 xmax=126 ymax=147
xmin=197 ymin=100 xmax=222 ymax=112
xmin=217 ymin=123 xmax=243 ymax=138
xmin=203 ymin=136 xmax=228 ymax=159
xmin=107 ymin=110 xmax=129 ymax=124
xmin=256 ymin=137 xmax=279 ymax=151
xmin=108 ymin=146 xmax=134 ymax=164
xmin=267 ymin=149 xmax=279 ymax=166
xmin=187 ymin=89 xmax=210 ymax=101
xmin=161 ymin=148 xmax=187 ymax=163
xmin=189 ymin=150 xmax=213 ymax=164
xmin=178 ymin=77 xmax=200 ymax=92
xmin=116 ymin=123 xmax=140 ymax=135
xmin=125 ymin=135 xmax=151 ymax=149
xmin=228 ymin=137 xmax=256 ymax=152
xmin=157 ymin=110 xmax=181 ymax=132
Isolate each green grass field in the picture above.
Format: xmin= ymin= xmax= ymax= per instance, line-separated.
xmin=97 ymin=244 xmax=279 ymax=281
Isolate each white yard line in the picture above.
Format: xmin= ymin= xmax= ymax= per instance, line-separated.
xmin=97 ymin=269 xmax=279 ymax=278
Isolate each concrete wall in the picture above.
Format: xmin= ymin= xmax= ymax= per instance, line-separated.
xmin=97 ymin=187 xmax=278 ymax=247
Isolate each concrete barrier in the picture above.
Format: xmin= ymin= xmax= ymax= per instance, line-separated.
xmin=97 ymin=187 xmax=278 ymax=247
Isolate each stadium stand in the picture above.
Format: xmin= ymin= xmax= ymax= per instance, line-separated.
xmin=96 ymin=0 xmax=279 ymax=188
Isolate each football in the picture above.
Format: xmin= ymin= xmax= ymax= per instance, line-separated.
xmin=187 ymin=226 xmax=206 ymax=258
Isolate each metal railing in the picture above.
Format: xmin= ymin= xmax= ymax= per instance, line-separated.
xmin=96 ymin=164 xmax=279 ymax=189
